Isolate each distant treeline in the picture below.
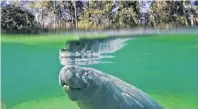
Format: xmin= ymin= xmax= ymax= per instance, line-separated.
xmin=1 ymin=1 xmax=198 ymax=33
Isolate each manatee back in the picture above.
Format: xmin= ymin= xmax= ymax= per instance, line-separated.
xmin=107 ymin=73 xmax=164 ymax=109
xmin=92 ymin=68 xmax=164 ymax=109
xmin=76 ymin=67 xmax=164 ymax=109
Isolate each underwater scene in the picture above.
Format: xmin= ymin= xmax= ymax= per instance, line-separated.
xmin=1 ymin=0 xmax=198 ymax=109
xmin=1 ymin=33 xmax=198 ymax=109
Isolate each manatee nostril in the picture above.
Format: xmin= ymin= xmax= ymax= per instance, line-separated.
xmin=76 ymin=42 xmax=80 ymax=45
xmin=61 ymin=82 xmax=66 ymax=87
xmin=60 ymin=79 xmax=68 ymax=87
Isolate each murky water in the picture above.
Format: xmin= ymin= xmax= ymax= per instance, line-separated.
xmin=1 ymin=34 xmax=198 ymax=109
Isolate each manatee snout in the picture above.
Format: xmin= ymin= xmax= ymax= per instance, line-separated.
xmin=59 ymin=66 xmax=91 ymax=101
xmin=59 ymin=66 xmax=80 ymax=88
xmin=59 ymin=66 xmax=89 ymax=91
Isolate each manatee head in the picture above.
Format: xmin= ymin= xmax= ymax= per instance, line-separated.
xmin=59 ymin=65 xmax=100 ymax=101
xmin=66 ymin=40 xmax=89 ymax=52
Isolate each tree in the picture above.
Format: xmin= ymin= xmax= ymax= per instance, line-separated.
xmin=1 ymin=4 xmax=38 ymax=33
xmin=150 ymin=1 xmax=186 ymax=28
xmin=77 ymin=1 xmax=114 ymax=30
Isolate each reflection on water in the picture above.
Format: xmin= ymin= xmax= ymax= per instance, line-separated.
xmin=59 ymin=37 xmax=131 ymax=65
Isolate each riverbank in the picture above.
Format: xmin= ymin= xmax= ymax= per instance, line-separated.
xmin=2 ymin=1 xmax=198 ymax=33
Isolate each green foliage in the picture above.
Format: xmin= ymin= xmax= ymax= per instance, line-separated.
xmin=118 ymin=7 xmax=138 ymax=28
xmin=176 ymin=16 xmax=186 ymax=25
xmin=1 ymin=1 xmax=198 ymax=32
xmin=30 ymin=1 xmax=53 ymax=9
xmin=78 ymin=1 xmax=114 ymax=30
xmin=1 ymin=5 xmax=38 ymax=33
xmin=77 ymin=1 xmax=141 ymax=29
xmin=150 ymin=1 xmax=187 ymax=28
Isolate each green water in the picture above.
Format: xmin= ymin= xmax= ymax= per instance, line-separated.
xmin=1 ymin=34 xmax=198 ymax=109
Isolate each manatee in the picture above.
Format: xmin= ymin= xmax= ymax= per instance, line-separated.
xmin=59 ymin=48 xmax=114 ymax=65
xmin=59 ymin=37 xmax=131 ymax=66
xmin=59 ymin=65 xmax=164 ymax=109
xmin=65 ymin=37 xmax=131 ymax=54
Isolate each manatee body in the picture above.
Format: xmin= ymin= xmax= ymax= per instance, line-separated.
xmin=59 ymin=65 xmax=164 ymax=109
